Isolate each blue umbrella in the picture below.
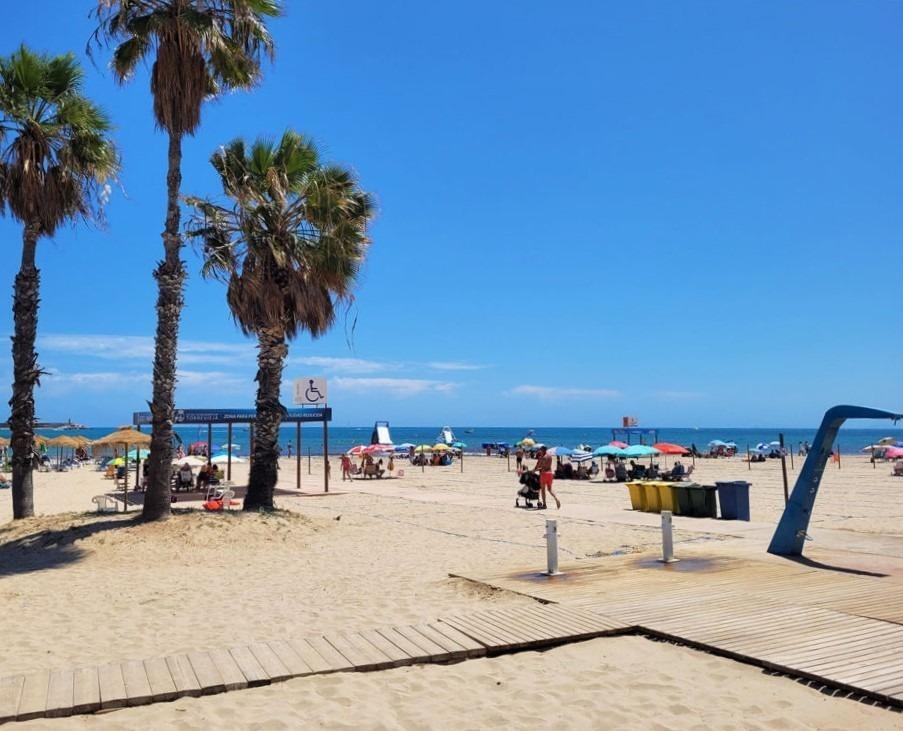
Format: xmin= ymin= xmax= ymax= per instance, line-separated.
xmin=594 ymin=445 xmax=626 ymax=457
xmin=708 ymin=439 xmax=727 ymax=447
xmin=623 ymin=444 xmax=661 ymax=457
xmin=569 ymin=449 xmax=594 ymax=463
xmin=451 ymin=441 xmax=468 ymax=449
xmin=548 ymin=446 xmax=573 ymax=456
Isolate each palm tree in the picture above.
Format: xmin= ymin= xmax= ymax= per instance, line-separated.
xmin=186 ymin=131 xmax=373 ymax=510
xmin=0 ymin=46 xmax=118 ymax=518
xmin=92 ymin=0 xmax=281 ymax=521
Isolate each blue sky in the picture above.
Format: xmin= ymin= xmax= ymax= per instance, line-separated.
xmin=1 ymin=1 xmax=900 ymax=427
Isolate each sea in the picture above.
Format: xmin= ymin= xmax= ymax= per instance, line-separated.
xmin=15 ymin=425 xmax=903 ymax=457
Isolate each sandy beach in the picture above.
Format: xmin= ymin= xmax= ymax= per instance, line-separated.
xmin=2 ymin=453 xmax=902 ymax=728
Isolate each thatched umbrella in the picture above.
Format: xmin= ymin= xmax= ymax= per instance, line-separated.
xmin=93 ymin=428 xmax=152 ymax=512
xmin=46 ymin=435 xmax=80 ymax=468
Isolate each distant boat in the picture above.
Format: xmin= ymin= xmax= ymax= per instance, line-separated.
xmin=437 ymin=426 xmax=456 ymax=445
xmin=51 ymin=419 xmax=87 ymax=431
xmin=464 ymin=428 xmax=475 ymax=434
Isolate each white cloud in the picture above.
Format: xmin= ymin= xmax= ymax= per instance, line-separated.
xmin=43 ymin=370 xmax=150 ymax=391
xmin=426 ymin=361 xmax=489 ymax=371
xmin=333 ymin=377 xmax=457 ymax=397
xmin=40 ymin=334 xmax=254 ymax=365
xmin=288 ymin=355 xmax=396 ymax=374
xmin=507 ymin=384 xmax=621 ymax=400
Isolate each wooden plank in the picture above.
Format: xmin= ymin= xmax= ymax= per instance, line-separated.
xmin=229 ymin=645 xmax=270 ymax=687
xmin=206 ymin=649 xmax=244 ymax=692
xmin=45 ymin=668 xmax=74 ymax=718
xmin=425 ymin=622 xmax=486 ymax=658
xmin=0 ymin=675 xmax=24 ymax=723
xmin=412 ymin=623 xmax=471 ymax=660
xmin=327 ymin=632 xmax=392 ymax=671
xmin=395 ymin=623 xmax=455 ymax=657
xmin=476 ymin=610 xmax=552 ymax=643
xmin=287 ymin=639 xmax=336 ymax=674
xmin=440 ymin=615 xmax=508 ymax=648
xmin=165 ymin=654 xmax=202 ymax=697
xmin=374 ymin=628 xmax=435 ymax=662
xmin=72 ymin=667 xmax=100 ymax=715
xmin=516 ymin=605 xmax=603 ymax=636
xmin=143 ymin=657 xmax=178 ymax=703
xmin=357 ymin=630 xmax=414 ymax=667
xmin=268 ymin=640 xmax=314 ymax=677
xmin=121 ymin=659 xmax=153 ymax=706
xmin=188 ymin=651 xmax=227 ymax=695
xmin=97 ymin=663 xmax=127 ymax=710
xmin=249 ymin=642 xmax=292 ymax=682
xmin=305 ymin=636 xmax=356 ymax=672
xmin=16 ymin=670 xmax=49 ymax=721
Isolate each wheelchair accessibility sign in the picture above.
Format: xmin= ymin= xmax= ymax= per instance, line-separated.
xmin=294 ymin=377 xmax=327 ymax=406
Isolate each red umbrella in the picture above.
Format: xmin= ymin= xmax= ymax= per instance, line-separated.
xmin=347 ymin=444 xmax=367 ymax=456
xmin=363 ymin=444 xmax=392 ymax=455
xmin=886 ymin=446 xmax=903 ymax=459
xmin=609 ymin=440 xmax=628 ymax=449
xmin=653 ymin=442 xmax=689 ymax=455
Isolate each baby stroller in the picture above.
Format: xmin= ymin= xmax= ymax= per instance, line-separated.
xmin=516 ymin=471 xmax=541 ymax=509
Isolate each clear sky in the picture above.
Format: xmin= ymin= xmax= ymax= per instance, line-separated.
xmin=1 ymin=1 xmax=900 ymax=427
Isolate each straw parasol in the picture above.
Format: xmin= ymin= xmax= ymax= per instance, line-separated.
xmin=0 ymin=436 xmax=9 ymax=448
xmin=46 ymin=435 xmax=81 ymax=448
xmin=93 ymin=428 xmax=152 ymax=512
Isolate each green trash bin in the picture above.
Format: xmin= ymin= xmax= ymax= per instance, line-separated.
xmin=673 ymin=483 xmax=694 ymax=516
xmin=687 ymin=484 xmax=717 ymax=518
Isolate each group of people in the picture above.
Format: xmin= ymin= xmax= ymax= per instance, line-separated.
xmin=340 ymin=452 xmax=396 ymax=481
xmin=174 ymin=461 xmax=222 ymax=491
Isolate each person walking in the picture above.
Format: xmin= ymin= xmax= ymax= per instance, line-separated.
xmin=340 ymin=453 xmax=352 ymax=481
xmin=515 ymin=447 xmax=525 ymax=472
xmin=534 ymin=446 xmax=560 ymax=509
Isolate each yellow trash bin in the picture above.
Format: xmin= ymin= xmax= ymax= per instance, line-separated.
xmin=642 ymin=482 xmax=662 ymax=513
xmin=626 ymin=481 xmax=646 ymax=511
xmin=655 ymin=481 xmax=680 ymax=514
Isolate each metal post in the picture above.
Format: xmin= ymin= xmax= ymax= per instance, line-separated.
xmin=227 ymin=423 xmax=232 ymax=481
xmin=872 ymin=445 xmax=876 ymax=469
xmin=249 ymin=424 xmax=254 ymax=470
xmin=544 ymin=519 xmax=561 ymax=576
xmin=207 ymin=424 xmax=212 ymax=462
xmin=747 ymin=444 xmax=751 ymax=470
xmin=123 ymin=441 xmax=129 ymax=513
xmin=836 ymin=442 xmax=842 ymax=469
xmin=296 ymin=421 xmax=301 ymax=490
xmin=659 ymin=510 xmax=678 ymax=563
xmin=323 ymin=420 xmax=329 ymax=493
xmin=507 ymin=451 xmax=510 ymax=472
xmin=789 ymin=444 xmax=794 ymax=470
xmin=779 ymin=433 xmax=789 ymax=506
xmin=308 ymin=447 xmax=311 ymax=475
xmin=460 ymin=447 xmax=464 ymax=473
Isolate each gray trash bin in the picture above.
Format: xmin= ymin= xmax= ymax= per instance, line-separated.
xmin=715 ymin=480 xmax=751 ymax=521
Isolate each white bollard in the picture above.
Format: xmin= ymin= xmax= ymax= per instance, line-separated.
xmin=544 ymin=519 xmax=562 ymax=576
xmin=659 ymin=510 xmax=679 ymax=563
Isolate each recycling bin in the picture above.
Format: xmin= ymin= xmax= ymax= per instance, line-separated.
xmin=642 ymin=482 xmax=662 ymax=513
xmin=673 ymin=483 xmax=694 ymax=516
xmin=688 ymin=484 xmax=718 ymax=518
xmin=654 ymin=481 xmax=681 ymax=514
xmin=626 ymin=482 xmax=647 ymax=511
xmin=716 ymin=480 xmax=751 ymax=521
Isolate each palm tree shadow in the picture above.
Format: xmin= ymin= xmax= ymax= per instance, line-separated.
xmin=0 ymin=515 xmax=139 ymax=577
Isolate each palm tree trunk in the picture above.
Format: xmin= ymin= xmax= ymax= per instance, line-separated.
xmin=9 ymin=222 xmax=41 ymax=519
xmin=244 ymin=328 xmax=287 ymax=511
xmin=143 ymin=131 xmax=186 ymax=521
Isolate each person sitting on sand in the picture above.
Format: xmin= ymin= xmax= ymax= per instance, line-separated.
xmin=0 ymin=473 xmax=9 ymax=489
xmin=196 ymin=462 xmax=212 ymax=490
xmin=533 ymin=446 xmax=560 ymax=509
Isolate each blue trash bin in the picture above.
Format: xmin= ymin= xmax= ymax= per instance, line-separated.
xmin=716 ymin=480 xmax=751 ymax=521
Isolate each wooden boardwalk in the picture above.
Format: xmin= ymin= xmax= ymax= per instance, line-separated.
xmin=452 ymin=553 xmax=903 ymax=707
xmin=0 ymin=604 xmax=628 ymax=723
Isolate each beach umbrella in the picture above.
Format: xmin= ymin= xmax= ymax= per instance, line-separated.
xmin=432 ymin=443 xmax=451 ymax=451
xmin=623 ymin=444 xmax=660 ymax=457
xmin=594 ymin=445 xmax=626 ymax=457
xmin=885 ymin=447 xmax=903 ymax=459
xmin=0 ymin=436 xmax=8 ymax=447
xmin=517 ymin=437 xmax=536 ymax=447
xmin=451 ymin=441 xmax=468 ymax=449
xmin=220 ymin=443 xmax=241 ymax=450
xmin=126 ymin=449 xmax=151 ymax=460
xmin=609 ymin=440 xmax=628 ymax=449
xmin=879 ymin=436 xmax=897 ymax=446
xmin=569 ymin=450 xmax=594 ymax=463
xmin=547 ymin=446 xmax=573 ymax=456
xmin=93 ymin=427 xmax=152 ymax=448
xmin=211 ymin=452 xmax=245 ymax=464
xmin=109 ymin=457 xmax=125 ymax=467
xmin=363 ymin=444 xmax=393 ymax=455
xmin=346 ymin=445 xmax=367 ymax=456
xmin=394 ymin=443 xmax=415 ymax=452
xmin=653 ymin=442 xmax=689 ymax=455
xmin=413 ymin=444 xmax=433 ymax=453
xmin=708 ymin=439 xmax=727 ymax=447
xmin=172 ymin=455 xmax=207 ymax=468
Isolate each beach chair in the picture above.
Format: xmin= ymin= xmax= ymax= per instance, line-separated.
xmin=363 ymin=463 xmax=384 ymax=479
xmin=893 ymin=462 xmax=903 ymax=477
xmin=92 ymin=495 xmax=118 ymax=513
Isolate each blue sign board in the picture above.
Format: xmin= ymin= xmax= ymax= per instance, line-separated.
xmin=132 ymin=408 xmax=332 ymax=425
